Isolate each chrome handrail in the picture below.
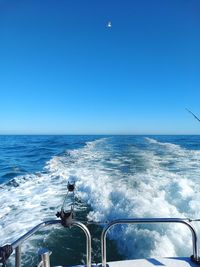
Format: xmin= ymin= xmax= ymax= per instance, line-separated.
xmin=101 ymin=218 xmax=199 ymax=267
xmin=10 ymin=219 xmax=91 ymax=267
xmin=12 ymin=220 xmax=60 ymax=250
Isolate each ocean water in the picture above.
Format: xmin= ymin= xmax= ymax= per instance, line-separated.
xmin=1 ymin=135 xmax=200 ymax=266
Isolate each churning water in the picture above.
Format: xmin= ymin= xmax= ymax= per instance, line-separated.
xmin=1 ymin=135 xmax=200 ymax=266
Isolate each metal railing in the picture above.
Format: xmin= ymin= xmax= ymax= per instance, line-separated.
xmin=11 ymin=219 xmax=92 ymax=267
xmin=101 ymin=218 xmax=199 ymax=267
xmin=2 ymin=217 xmax=200 ymax=267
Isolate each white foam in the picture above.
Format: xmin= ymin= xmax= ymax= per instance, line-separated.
xmin=47 ymin=137 xmax=200 ymax=258
xmin=0 ymin=172 xmax=65 ymax=245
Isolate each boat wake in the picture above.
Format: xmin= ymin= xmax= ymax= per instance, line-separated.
xmin=1 ymin=136 xmax=200 ymax=263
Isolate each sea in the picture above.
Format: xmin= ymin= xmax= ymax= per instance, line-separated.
xmin=1 ymin=135 xmax=200 ymax=266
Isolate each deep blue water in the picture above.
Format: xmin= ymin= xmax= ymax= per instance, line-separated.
xmin=0 ymin=135 xmax=101 ymax=184
xmin=1 ymin=135 xmax=200 ymax=266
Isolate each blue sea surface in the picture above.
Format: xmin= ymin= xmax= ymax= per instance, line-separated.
xmin=0 ymin=135 xmax=100 ymax=184
xmin=1 ymin=135 xmax=200 ymax=266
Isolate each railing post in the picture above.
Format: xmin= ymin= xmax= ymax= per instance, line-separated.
xmin=15 ymin=245 xmax=21 ymax=267
xmin=73 ymin=221 xmax=92 ymax=267
xmin=40 ymin=249 xmax=51 ymax=267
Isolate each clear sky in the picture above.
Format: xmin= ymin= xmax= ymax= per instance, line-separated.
xmin=0 ymin=0 xmax=200 ymax=134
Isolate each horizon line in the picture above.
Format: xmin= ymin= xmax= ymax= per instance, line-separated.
xmin=0 ymin=133 xmax=200 ymax=136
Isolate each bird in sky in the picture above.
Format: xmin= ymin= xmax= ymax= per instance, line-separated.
xmin=107 ymin=21 xmax=112 ymax=28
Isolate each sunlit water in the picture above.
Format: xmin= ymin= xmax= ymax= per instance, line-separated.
xmin=1 ymin=135 xmax=200 ymax=266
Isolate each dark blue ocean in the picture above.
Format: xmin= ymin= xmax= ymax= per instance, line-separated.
xmin=1 ymin=135 xmax=200 ymax=266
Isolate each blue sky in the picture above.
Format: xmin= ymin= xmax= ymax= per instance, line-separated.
xmin=0 ymin=0 xmax=200 ymax=134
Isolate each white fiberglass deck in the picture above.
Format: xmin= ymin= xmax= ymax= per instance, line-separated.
xmin=100 ymin=257 xmax=199 ymax=266
xmin=62 ymin=257 xmax=200 ymax=267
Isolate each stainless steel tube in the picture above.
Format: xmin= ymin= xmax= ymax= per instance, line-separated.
xmin=12 ymin=220 xmax=61 ymax=250
xmin=15 ymin=245 xmax=21 ymax=267
xmin=101 ymin=218 xmax=198 ymax=267
xmin=41 ymin=250 xmax=51 ymax=267
xmin=10 ymin=219 xmax=92 ymax=267
xmin=12 ymin=220 xmax=60 ymax=267
xmin=73 ymin=221 xmax=92 ymax=267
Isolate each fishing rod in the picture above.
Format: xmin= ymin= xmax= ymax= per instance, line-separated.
xmin=186 ymin=108 xmax=200 ymax=123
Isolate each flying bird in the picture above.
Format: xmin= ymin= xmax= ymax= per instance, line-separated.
xmin=107 ymin=21 xmax=112 ymax=28
xmin=186 ymin=108 xmax=200 ymax=122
